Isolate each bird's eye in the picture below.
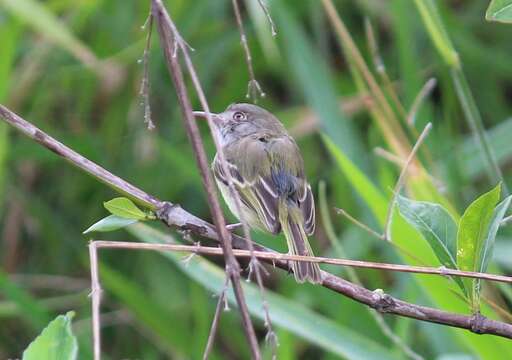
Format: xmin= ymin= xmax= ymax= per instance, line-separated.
xmin=233 ymin=111 xmax=246 ymax=121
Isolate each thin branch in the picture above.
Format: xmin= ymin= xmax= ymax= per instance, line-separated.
xmin=334 ymin=207 xmax=383 ymax=240
xmin=139 ymin=13 xmax=155 ymax=130
xmin=374 ymin=147 xmax=406 ymax=167
xmin=256 ymin=0 xmax=277 ymax=36
xmin=88 ymin=241 xmax=102 ymax=360
xmin=334 ymin=206 xmax=427 ymax=266
xmin=203 ymin=276 xmax=230 ymax=360
xmin=232 ymin=0 xmax=265 ymax=101
xmin=374 ymin=147 xmax=445 ymax=193
xmin=384 ymin=123 xmax=432 ymax=241
xmin=161 ymin=3 xmax=277 ymax=355
xmin=91 ymin=241 xmax=512 ymax=284
xmin=150 ymin=2 xmax=261 ymax=358
xmin=407 ymin=78 xmax=437 ymax=126
xmin=2 ymin=104 xmax=512 ymax=339
xmin=0 ymin=105 xmax=159 ymax=210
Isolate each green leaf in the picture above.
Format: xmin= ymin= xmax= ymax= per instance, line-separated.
xmin=396 ymin=195 xmax=465 ymax=294
xmin=457 ymin=183 xmax=501 ymax=310
xmin=480 ymin=195 xmax=512 ymax=273
xmin=486 ymin=0 xmax=512 ymax=23
xmin=22 ymin=311 xmax=78 ymax=360
xmin=396 ymin=195 xmax=457 ymax=267
xmin=128 ymin=224 xmax=396 ymax=360
xmin=103 ymin=197 xmax=147 ymax=220
xmin=83 ymin=214 xmax=138 ymax=234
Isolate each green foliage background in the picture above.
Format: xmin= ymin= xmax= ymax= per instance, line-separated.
xmin=1 ymin=0 xmax=512 ymax=359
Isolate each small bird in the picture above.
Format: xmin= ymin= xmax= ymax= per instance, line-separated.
xmin=194 ymin=103 xmax=322 ymax=284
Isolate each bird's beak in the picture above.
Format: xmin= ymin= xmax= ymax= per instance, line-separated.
xmin=192 ymin=111 xmax=222 ymax=124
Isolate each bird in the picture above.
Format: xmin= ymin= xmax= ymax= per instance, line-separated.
xmin=193 ymin=103 xmax=322 ymax=284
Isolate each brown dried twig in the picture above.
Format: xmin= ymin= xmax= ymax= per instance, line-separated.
xmin=3 ymin=105 xmax=512 ymax=342
xmin=232 ymin=0 xmax=265 ymax=101
xmin=202 ymin=276 xmax=230 ymax=360
xmin=89 ymin=241 xmax=512 ymax=284
xmin=150 ymin=1 xmax=261 ymax=358
xmin=147 ymin=1 xmax=277 ymax=357
xmin=384 ymin=122 xmax=432 ymax=241
xmin=256 ymin=0 xmax=277 ymax=36
xmin=139 ymin=13 xmax=155 ymax=130
xmin=88 ymin=241 xmax=102 ymax=360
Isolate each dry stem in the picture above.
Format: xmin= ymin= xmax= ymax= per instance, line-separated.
xmin=232 ymin=0 xmax=265 ymax=101
xmin=150 ymin=1 xmax=261 ymax=358
xmin=2 ymin=104 xmax=512 ymax=340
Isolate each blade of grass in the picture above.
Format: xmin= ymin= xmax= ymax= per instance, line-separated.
xmin=413 ymin=0 xmax=507 ymax=193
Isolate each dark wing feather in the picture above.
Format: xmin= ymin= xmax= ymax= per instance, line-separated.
xmin=297 ymin=182 xmax=315 ymax=235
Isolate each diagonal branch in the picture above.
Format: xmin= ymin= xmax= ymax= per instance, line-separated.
xmin=149 ymin=1 xmax=261 ymax=358
xmin=2 ymin=104 xmax=512 ymax=339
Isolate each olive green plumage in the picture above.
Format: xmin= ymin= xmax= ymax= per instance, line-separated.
xmin=199 ymin=103 xmax=321 ymax=284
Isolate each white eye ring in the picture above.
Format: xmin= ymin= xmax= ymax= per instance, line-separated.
xmin=233 ymin=111 xmax=246 ymax=121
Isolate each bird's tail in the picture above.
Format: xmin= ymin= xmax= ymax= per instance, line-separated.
xmin=279 ymin=202 xmax=322 ymax=284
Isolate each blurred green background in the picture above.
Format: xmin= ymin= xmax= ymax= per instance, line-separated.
xmin=1 ymin=0 xmax=512 ymax=359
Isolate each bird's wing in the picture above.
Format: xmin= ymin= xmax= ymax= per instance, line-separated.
xmin=213 ymin=134 xmax=315 ymax=235
xmin=213 ymin=135 xmax=281 ymax=234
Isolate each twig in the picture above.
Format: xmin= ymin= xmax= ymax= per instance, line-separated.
xmin=334 ymin=207 xmax=383 ymax=240
xmin=374 ymin=147 xmax=444 ymax=192
xmin=374 ymin=147 xmax=405 ymax=167
xmin=407 ymin=78 xmax=437 ymax=126
xmin=0 ymin=105 xmax=159 ymax=210
xmin=150 ymin=2 xmax=261 ymax=358
xmin=334 ymin=206 xmax=428 ymax=266
xmin=383 ymin=123 xmax=432 ymax=241
xmin=91 ymin=241 xmax=512 ymax=284
xmin=232 ymin=0 xmax=265 ymax=101
xmin=2 ymin=105 xmax=512 ymax=339
xmin=88 ymin=241 xmax=102 ymax=360
xmin=203 ymin=276 xmax=230 ymax=360
xmin=139 ymin=13 xmax=155 ymax=130
xmin=159 ymin=3 xmax=276 ymax=355
xmin=256 ymin=0 xmax=277 ymax=36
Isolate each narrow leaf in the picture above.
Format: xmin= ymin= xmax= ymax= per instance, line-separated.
xmin=457 ymin=183 xmax=501 ymax=310
xmin=22 ymin=311 xmax=78 ymax=360
xmin=397 ymin=195 xmax=457 ymax=267
xmin=83 ymin=215 xmax=138 ymax=234
xmin=486 ymin=0 xmax=512 ymax=23
xmin=103 ymin=197 xmax=147 ymax=220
